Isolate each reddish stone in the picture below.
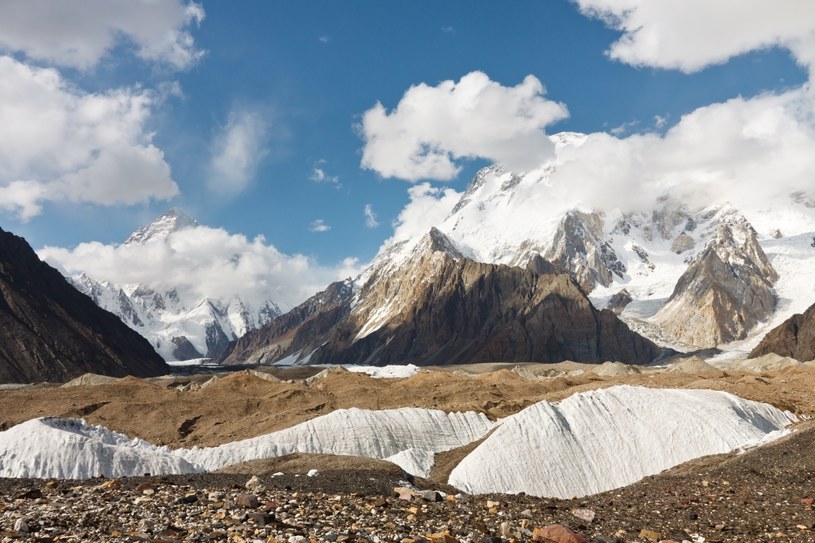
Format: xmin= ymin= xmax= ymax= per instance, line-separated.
xmin=532 ymin=524 xmax=587 ymax=543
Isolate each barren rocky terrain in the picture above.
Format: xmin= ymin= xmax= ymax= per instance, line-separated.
xmin=0 ymin=358 xmax=813 ymax=542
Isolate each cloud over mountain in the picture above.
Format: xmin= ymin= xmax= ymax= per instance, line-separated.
xmin=359 ymin=71 xmax=568 ymax=181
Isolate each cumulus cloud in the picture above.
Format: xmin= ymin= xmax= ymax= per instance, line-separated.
xmin=575 ymin=0 xmax=815 ymax=73
xmin=549 ymin=88 xmax=815 ymax=214
xmin=39 ymin=224 xmax=356 ymax=310
xmin=359 ymin=71 xmax=568 ymax=181
xmin=309 ymin=160 xmax=340 ymax=186
xmin=0 ymin=56 xmax=178 ymax=220
xmin=309 ymin=219 xmax=331 ymax=233
xmin=0 ymin=0 xmax=204 ymax=70
xmin=387 ymin=183 xmax=462 ymax=245
xmin=364 ymin=204 xmax=379 ymax=228
xmin=208 ymin=107 xmax=270 ymax=196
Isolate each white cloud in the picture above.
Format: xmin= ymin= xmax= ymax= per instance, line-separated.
xmin=609 ymin=119 xmax=639 ymax=136
xmin=0 ymin=0 xmax=204 ymax=70
xmin=309 ymin=219 xmax=331 ymax=233
xmin=575 ymin=0 xmax=815 ymax=73
xmin=654 ymin=114 xmax=668 ymax=129
xmin=359 ymin=71 xmax=568 ymax=181
xmin=309 ymin=160 xmax=340 ymax=186
xmin=387 ymin=183 xmax=462 ymax=245
xmin=39 ymin=224 xmax=355 ymax=309
xmin=364 ymin=204 xmax=379 ymax=228
xmin=0 ymin=56 xmax=178 ymax=220
xmin=545 ymin=88 xmax=815 ymax=216
xmin=441 ymin=26 xmax=455 ymax=34
xmin=208 ymin=107 xmax=270 ymax=196
xmin=318 ymin=35 xmax=331 ymax=44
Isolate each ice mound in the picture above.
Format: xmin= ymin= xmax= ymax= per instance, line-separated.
xmin=179 ymin=407 xmax=495 ymax=477
xmin=0 ymin=418 xmax=202 ymax=479
xmin=448 ymin=385 xmax=796 ymax=498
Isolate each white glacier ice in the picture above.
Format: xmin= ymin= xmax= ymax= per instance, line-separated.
xmin=0 ymin=387 xmax=796 ymax=495
xmin=448 ymin=385 xmax=797 ymax=498
xmin=0 ymin=418 xmax=202 ymax=479
xmin=178 ymin=407 xmax=495 ymax=477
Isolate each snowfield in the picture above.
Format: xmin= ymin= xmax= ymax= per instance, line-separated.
xmin=0 ymin=386 xmax=796 ymax=498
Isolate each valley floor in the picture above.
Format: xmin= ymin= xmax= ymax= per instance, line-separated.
xmin=0 ymin=424 xmax=813 ymax=543
xmin=0 ymin=359 xmax=813 ymax=542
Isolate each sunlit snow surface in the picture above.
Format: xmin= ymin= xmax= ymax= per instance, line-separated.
xmin=448 ymin=386 xmax=796 ymax=498
xmin=342 ymin=365 xmax=420 ymax=378
xmin=178 ymin=407 xmax=494 ymax=477
xmin=0 ymin=387 xmax=796 ymax=494
xmin=0 ymin=418 xmax=201 ymax=479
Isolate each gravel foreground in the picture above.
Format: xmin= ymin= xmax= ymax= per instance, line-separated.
xmin=0 ymin=424 xmax=813 ymax=543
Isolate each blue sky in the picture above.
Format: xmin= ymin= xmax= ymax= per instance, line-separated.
xmin=3 ymin=1 xmax=815 ymax=307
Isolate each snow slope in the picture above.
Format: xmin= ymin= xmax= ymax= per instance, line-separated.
xmin=178 ymin=407 xmax=495 ymax=477
xmin=58 ymin=209 xmax=281 ymax=361
xmin=448 ymin=386 xmax=796 ymax=498
xmin=0 ymin=418 xmax=202 ymax=479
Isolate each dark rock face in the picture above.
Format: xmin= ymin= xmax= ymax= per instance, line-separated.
xmin=220 ymin=280 xmax=354 ymax=364
xmin=172 ymin=336 xmax=203 ymax=360
xmin=223 ymin=230 xmax=664 ymax=366
xmin=750 ymin=303 xmax=815 ymax=361
xmin=204 ymin=320 xmax=231 ymax=359
xmin=606 ymin=289 xmax=633 ymax=315
xmin=310 ymin=259 xmax=661 ymax=366
xmin=0 ymin=227 xmax=169 ymax=383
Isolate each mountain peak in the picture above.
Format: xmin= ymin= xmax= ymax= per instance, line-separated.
xmin=125 ymin=208 xmax=198 ymax=245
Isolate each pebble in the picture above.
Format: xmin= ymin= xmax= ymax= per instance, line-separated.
xmin=13 ymin=518 xmax=27 ymax=533
xmin=0 ymin=471 xmax=810 ymax=543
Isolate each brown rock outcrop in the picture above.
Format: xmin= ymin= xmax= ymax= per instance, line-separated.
xmin=543 ymin=210 xmax=625 ymax=292
xmin=223 ymin=228 xmax=664 ymax=366
xmin=750 ymin=302 xmax=815 ymax=361
xmin=653 ymin=210 xmax=778 ymax=348
xmin=0 ymin=227 xmax=169 ymax=383
xmin=220 ymin=280 xmax=354 ymax=364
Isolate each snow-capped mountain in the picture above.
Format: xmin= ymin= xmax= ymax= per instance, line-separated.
xmin=67 ymin=209 xmax=281 ymax=361
xmin=227 ymin=132 xmax=815 ymax=365
xmin=222 ymin=226 xmax=665 ymax=366
xmin=381 ymin=138 xmax=815 ymax=353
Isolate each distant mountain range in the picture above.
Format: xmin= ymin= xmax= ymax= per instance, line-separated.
xmin=0 ymin=227 xmax=168 ymax=383
xmin=64 ymin=209 xmax=281 ymax=361
xmin=36 ymin=133 xmax=815 ymax=368
xmin=221 ymin=133 xmax=815 ymax=366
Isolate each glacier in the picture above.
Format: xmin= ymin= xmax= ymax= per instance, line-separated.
xmin=448 ymin=385 xmax=797 ymax=498
xmin=0 ymin=387 xmax=796 ymax=496
xmin=0 ymin=418 xmax=201 ymax=479
xmin=178 ymin=407 xmax=495 ymax=477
